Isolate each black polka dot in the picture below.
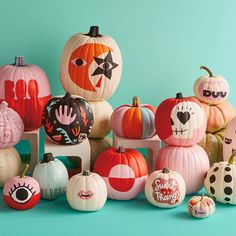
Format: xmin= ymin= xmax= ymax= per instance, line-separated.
xmin=224 ymin=187 xmax=233 ymax=195
xmin=224 ymin=175 xmax=232 ymax=183
xmin=210 ymin=175 xmax=216 ymax=183
xmin=225 ymin=197 xmax=230 ymax=201
xmin=225 ymin=167 xmax=231 ymax=171
xmin=210 ymin=186 xmax=215 ymax=194
xmin=213 ymin=167 xmax=219 ymax=172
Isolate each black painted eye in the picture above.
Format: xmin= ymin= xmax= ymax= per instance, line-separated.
xmin=9 ymin=183 xmax=35 ymax=204
xmin=71 ymin=58 xmax=87 ymax=67
xmin=99 ymin=62 xmax=113 ymax=70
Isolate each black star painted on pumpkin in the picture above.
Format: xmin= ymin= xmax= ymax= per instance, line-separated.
xmin=91 ymin=51 xmax=118 ymax=79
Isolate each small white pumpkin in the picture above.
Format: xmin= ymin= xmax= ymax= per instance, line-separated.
xmin=145 ymin=168 xmax=186 ymax=208
xmin=204 ymin=151 xmax=236 ymax=204
xmin=33 ymin=153 xmax=68 ymax=200
xmin=188 ymin=195 xmax=215 ymax=218
xmin=0 ymin=147 xmax=22 ymax=187
xmin=66 ymin=170 xmax=107 ymax=211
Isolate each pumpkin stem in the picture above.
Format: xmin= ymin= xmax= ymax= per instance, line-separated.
xmin=162 ymin=168 xmax=170 ymax=174
xmin=42 ymin=153 xmax=55 ymax=163
xmin=82 ymin=170 xmax=90 ymax=176
xmin=0 ymin=101 xmax=8 ymax=113
xmin=228 ymin=151 xmax=236 ymax=165
xmin=176 ymin=93 xmax=183 ymax=99
xmin=200 ymin=194 xmax=204 ymax=201
xmin=200 ymin=66 xmax=213 ymax=77
xmin=20 ymin=164 xmax=29 ymax=178
xmin=132 ymin=96 xmax=140 ymax=107
xmin=13 ymin=56 xmax=26 ymax=67
xmin=85 ymin=26 xmax=102 ymax=37
xmin=118 ymin=146 xmax=125 ymax=153
xmin=64 ymin=92 xmax=71 ymax=99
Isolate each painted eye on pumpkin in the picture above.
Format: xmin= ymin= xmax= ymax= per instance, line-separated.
xmin=71 ymin=58 xmax=87 ymax=67
xmin=225 ymin=138 xmax=232 ymax=145
xmin=9 ymin=183 xmax=36 ymax=204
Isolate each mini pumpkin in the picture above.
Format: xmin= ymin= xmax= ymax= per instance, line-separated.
xmin=193 ymin=66 xmax=229 ymax=105
xmin=0 ymin=101 xmax=24 ymax=148
xmin=223 ymin=116 xmax=236 ymax=161
xmin=33 ymin=153 xmax=69 ymax=200
xmin=156 ymin=145 xmax=209 ymax=194
xmin=66 ymin=170 xmax=107 ymax=211
xmin=88 ymin=100 xmax=113 ymax=138
xmin=198 ymin=128 xmax=225 ymax=164
xmin=201 ymin=100 xmax=235 ymax=133
xmin=0 ymin=147 xmax=22 ymax=187
xmin=94 ymin=146 xmax=148 ymax=200
xmin=204 ymin=152 xmax=236 ymax=204
xmin=145 ymin=168 xmax=186 ymax=208
xmin=3 ymin=164 xmax=40 ymax=210
xmin=188 ymin=195 xmax=215 ymax=218
xmin=0 ymin=56 xmax=52 ymax=131
xmin=60 ymin=26 xmax=122 ymax=101
xmin=42 ymin=92 xmax=93 ymax=145
xmin=155 ymin=93 xmax=206 ymax=146
xmin=110 ymin=96 xmax=156 ymax=139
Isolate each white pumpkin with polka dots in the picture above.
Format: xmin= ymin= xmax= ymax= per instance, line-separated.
xmin=204 ymin=152 xmax=236 ymax=204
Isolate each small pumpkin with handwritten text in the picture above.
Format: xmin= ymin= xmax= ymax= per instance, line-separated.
xmin=145 ymin=168 xmax=186 ymax=208
xmin=42 ymin=92 xmax=93 ymax=145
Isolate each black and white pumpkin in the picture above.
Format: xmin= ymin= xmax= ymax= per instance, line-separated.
xmin=204 ymin=152 xmax=236 ymax=204
xmin=42 ymin=92 xmax=93 ymax=145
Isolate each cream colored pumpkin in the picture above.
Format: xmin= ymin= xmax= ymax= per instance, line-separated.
xmin=89 ymin=100 xmax=113 ymax=138
xmin=198 ymin=128 xmax=225 ymax=164
xmin=60 ymin=26 xmax=122 ymax=101
xmin=66 ymin=170 xmax=107 ymax=211
xmin=0 ymin=147 xmax=22 ymax=187
xmin=69 ymin=137 xmax=112 ymax=170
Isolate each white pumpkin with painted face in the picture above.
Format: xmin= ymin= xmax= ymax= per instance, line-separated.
xmin=194 ymin=66 xmax=229 ymax=105
xmin=66 ymin=170 xmax=107 ymax=211
xmin=223 ymin=115 xmax=236 ymax=161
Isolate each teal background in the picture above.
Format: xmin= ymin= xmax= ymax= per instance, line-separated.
xmin=0 ymin=0 xmax=236 ymax=235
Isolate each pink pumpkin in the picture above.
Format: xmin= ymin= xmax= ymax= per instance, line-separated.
xmin=0 ymin=101 xmax=24 ymax=148
xmin=155 ymin=93 xmax=207 ymax=146
xmin=110 ymin=96 xmax=156 ymax=139
xmin=155 ymin=145 xmax=209 ymax=194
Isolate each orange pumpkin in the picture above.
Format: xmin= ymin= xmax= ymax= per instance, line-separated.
xmin=201 ymin=101 xmax=235 ymax=133
xmin=198 ymin=128 xmax=225 ymax=164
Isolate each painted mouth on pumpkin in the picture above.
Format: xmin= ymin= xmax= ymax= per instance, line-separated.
xmin=172 ymin=128 xmax=188 ymax=135
xmin=52 ymin=134 xmax=62 ymax=142
xmin=78 ymin=191 xmax=94 ymax=200
xmin=232 ymin=148 xmax=236 ymax=154
xmin=225 ymin=138 xmax=232 ymax=144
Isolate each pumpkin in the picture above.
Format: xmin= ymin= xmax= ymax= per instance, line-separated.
xmin=188 ymin=195 xmax=215 ymax=218
xmin=0 ymin=101 xmax=24 ymax=148
xmin=94 ymin=146 xmax=148 ymax=200
xmin=204 ymin=152 xmax=236 ymax=204
xmin=110 ymin=96 xmax=156 ymax=139
xmin=155 ymin=93 xmax=206 ymax=146
xmin=0 ymin=147 xmax=22 ymax=187
xmin=60 ymin=26 xmax=122 ymax=101
xmin=66 ymin=170 xmax=107 ymax=211
xmin=201 ymin=100 xmax=235 ymax=133
xmin=145 ymin=168 xmax=186 ymax=208
xmin=32 ymin=153 xmax=69 ymax=200
xmin=42 ymin=92 xmax=93 ymax=145
xmin=0 ymin=56 xmax=52 ymax=131
xmin=155 ymin=145 xmax=209 ymax=194
xmin=198 ymin=128 xmax=225 ymax=164
xmin=193 ymin=66 xmax=229 ymax=105
xmin=3 ymin=164 xmax=40 ymax=210
xmin=223 ymin=116 xmax=236 ymax=161
xmin=69 ymin=137 xmax=112 ymax=170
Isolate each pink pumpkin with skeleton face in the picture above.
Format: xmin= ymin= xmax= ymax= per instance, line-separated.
xmin=155 ymin=93 xmax=207 ymax=146
xmin=0 ymin=101 xmax=24 ymax=148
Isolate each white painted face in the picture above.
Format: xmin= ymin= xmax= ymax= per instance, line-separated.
xmin=170 ymin=101 xmax=204 ymax=139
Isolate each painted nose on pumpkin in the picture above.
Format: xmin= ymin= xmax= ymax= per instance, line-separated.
xmin=177 ymin=111 xmax=190 ymax=124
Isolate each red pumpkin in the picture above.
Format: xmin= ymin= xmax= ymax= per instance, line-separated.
xmin=0 ymin=56 xmax=52 ymax=131
xmin=155 ymin=93 xmax=207 ymax=146
xmin=94 ymin=146 xmax=148 ymax=200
